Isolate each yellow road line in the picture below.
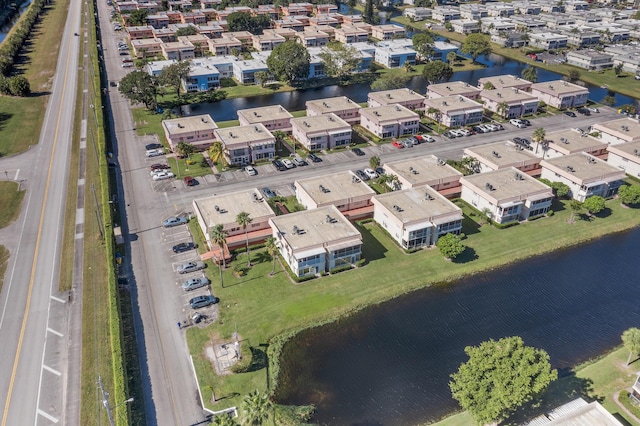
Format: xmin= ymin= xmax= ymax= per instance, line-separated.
xmin=1 ymin=31 xmax=75 ymax=426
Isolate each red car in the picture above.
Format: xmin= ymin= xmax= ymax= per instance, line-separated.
xmin=150 ymin=163 xmax=170 ymax=171
xmin=183 ymin=176 xmax=197 ymax=186
xmin=392 ymin=140 xmax=404 ymax=149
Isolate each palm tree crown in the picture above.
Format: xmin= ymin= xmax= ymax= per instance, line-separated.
xmin=236 ymin=211 xmax=253 ymax=267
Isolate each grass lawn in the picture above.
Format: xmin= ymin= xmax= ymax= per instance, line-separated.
xmin=0 ymin=181 xmax=25 ymax=228
xmin=221 ymin=83 xmax=294 ymax=99
xmin=187 ymin=192 xmax=640 ymax=413
xmin=0 ymin=0 xmax=69 ymax=155
xmin=436 ymin=345 xmax=640 ymax=426
xmin=167 ymin=153 xmax=213 ymax=178
xmin=132 ymin=108 xmax=166 ymax=140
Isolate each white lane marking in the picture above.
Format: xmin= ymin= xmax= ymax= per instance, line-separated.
xmin=78 ymin=178 xmax=85 ymax=186
xmin=36 ymin=409 xmax=59 ymax=423
xmin=42 ymin=365 xmax=61 ymax=377
xmin=75 ymin=233 xmax=84 ymax=240
xmin=47 ymin=328 xmax=63 ymax=337
xmin=50 ymin=295 xmax=66 ymax=304
xmin=75 ymin=208 xmax=84 ymax=225
xmin=13 ymin=169 xmax=19 ymax=181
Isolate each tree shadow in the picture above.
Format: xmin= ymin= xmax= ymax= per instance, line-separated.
xmin=460 ymin=215 xmax=482 ymax=236
xmin=251 ymin=251 xmax=271 ymax=265
xmin=594 ymin=207 xmax=612 ymax=219
xmin=245 ymin=346 xmax=268 ymax=373
xmin=551 ymin=198 xmax=567 ymax=212
xmin=453 ymin=246 xmax=478 ymax=264
xmin=0 ymin=112 xmax=13 ymax=131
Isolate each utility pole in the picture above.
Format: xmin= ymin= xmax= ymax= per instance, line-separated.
xmin=92 ymin=183 xmax=105 ymax=238
xmin=98 ymin=376 xmax=115 ymax=426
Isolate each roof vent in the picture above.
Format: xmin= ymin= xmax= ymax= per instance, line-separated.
xmin=515 ymin=172 xmax=524 ymax=180
xmin=214 ymin=205 xmax=220 ymax=211
xmin=303 ymin=121 xmax=310 ymax=127
xmin=201 ymin=117 xmax=207 ymax=122
xmin=392 ymin=204 xmax=403 ymax=212
xmin=560 ymin=137 xmax=569 ymax=144
xmin=634 ymin=149 xmax=640 ymax=156
xmin=588 ymin=156 xmax=597 ymax=164
xmin=425 ymin=192 xmax=434 ymax=200
xmin=319 ymin=184 xmax=330 ymax=193
xmin=395 ymin=105 xmax=401 ymax=111
xmin=293 ymin=225 xmax=300 ymax=234
xmin=323 ymin=101 xmax=329 ymax=108
xmin=622 ymin=125 xmax=629 ymax=132
xmin=565 ymin=165 xmax=575 ymax=172
xmin=437 ymin=159 xmax=446 ymax=166
xmin=492 ymin=150 xmax=501 ymax=158
xmin=386 ymin=93 xmax=392 ymax=99
xmin=485 ymin=182 xmax=495 ymax=191
xmin=177 ymin=123 xmax=184 ymax=128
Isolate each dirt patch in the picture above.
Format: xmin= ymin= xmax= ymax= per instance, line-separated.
xmin=205 ymin=340 xmax=241 ymax=376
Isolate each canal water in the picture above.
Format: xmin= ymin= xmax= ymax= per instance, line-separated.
xmin=0 ymin=0 xmax=32 ymax=43
xmin=275 ymin=227 xmax=640 ymax=425
xmin=189 ymin=52 xmax=638 ymax=121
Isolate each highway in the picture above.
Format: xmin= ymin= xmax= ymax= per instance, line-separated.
xmin=0 ymin=0 xmax=82 ymax=424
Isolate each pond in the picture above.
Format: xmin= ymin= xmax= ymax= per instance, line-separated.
xmin=275 ymin=228 xmax=640 ymax=425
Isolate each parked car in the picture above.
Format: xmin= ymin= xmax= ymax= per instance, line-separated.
xmin=392 ymin=140 xmax=404 ymax=148
xmin=576 ymin=107 xmax=590 ymax=116
xmin=183 ymin=176 xmax=197 ymax=186
xmin=262 ymin=187 xmax=277 ymax=199
xmin=520 ymin=119 xmax=531 ymax=126
xmin=486 ymin=123 xmax=500 ymax=132
xmin=272 ymin=159 xmax=286 ymax=171
xmin=451 ymin=129 xmax=466 ymax=137
xmin=363 ymin=168 xmax=378 ymax=179
xmin=308 ymin=153 xmax=322 ymax=162
xmin=122 ymin=62 xmax=133 ymax=68
xmin=355 ymin=169 xmax=369 ymax=181
xmin=421 ymin=135 xmax=436 ymax=143
xmin=163 ymin=216 xmax=188 ymax=228
xmin=189 ymin=295 xmax=219 ymax=309
xmin=402 ymin=139 xmax=414 ymax=148
xmin=442 ymin=131 xmax=455 ymax=138
xmin=177 ymin=261 xmax=206 ymax=274
xmin=181 ymin=277 xmax=210 ymax=291
xmin=109 ymin=81 xmax=117 ymax=87
xmin=293 ymin=157 xmax=307 ymax=166
xmin=588 ymin=107 xmax=600 ymax=113
xmin=245 ymin=165 xmax=257 ymax=176
xmin=173 ymin=242 xmax=197 ymax=253
xmin=409 ymin=135 xmax=421 ymax=145
xmin=352 ymin=147 xmax=365 ymax=156
xmin=145 ymin=143 xmax=162 ymax=150
xmin=282 ymin=158 xmax=295 ymax=169
xmin=145 ymin=148 xmax=164 ymax=157
xmin=152 ymin=171 xmax=175 ymax=181
xmin=510 ymin=119 xmax=526 ymax=128
xmin=150 ymin=163 xmax=170 ymax=171
xmin=564 ymin=111 xmax=577 ymax=117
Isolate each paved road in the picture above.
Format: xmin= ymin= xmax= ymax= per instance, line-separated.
xmin=0 ymin=0 xmax=82 ymax=424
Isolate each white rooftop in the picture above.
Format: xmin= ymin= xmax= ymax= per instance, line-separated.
xmin=193 ymin=188 xmax=275 ymax=229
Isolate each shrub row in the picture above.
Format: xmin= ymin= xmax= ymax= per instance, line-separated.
xmin=329 ymin=264 xmax=352 ymax=275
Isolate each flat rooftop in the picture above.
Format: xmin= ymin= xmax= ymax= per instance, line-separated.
xmin=163 ymin=114 xmax=217 ymax=135
xmin=237 ymin=105 xmax=293 ymax=123
xmin=428 ymin=81 xmax=481 ymax=96
xmin=306 ymin=96 xmax=361 ymax=113
xmin=360 ymin=104 xmax=419 ymax=122
xmin=531 ymin=80 xmax=589 ymax=95
xmin=373 ymin=186 xmax=461 ymax=223
xmin=270 ymin=205 xmax=361 ymax=251
xmin=291 ymin=113 xmax=351 ymax=132
xmin=546 ymin=129 xmax=606 ymax=153
xmin=607 ymin=140 xmax=640 ymax=158
xmin=384 ymin=155 xmax=462 ymax=186
xmin=465 ymin=141 xmax=539 ymax=168
xmin=541 ymin=152 xmax=625 ymax=181
xmin=461 ymin=167 xmax=551 ymax=201
xmin=592 ymin=118 xmax=640 ymax=142
xmin=368 ymin=88 xmax=425 ymax=105
xmin=296 ymin=171 xmax=375 ymax=204
xmin=215 ymin=123 xmax=273 ymax=145
xmin=424 ymin=95 xmax=483 ymax=114
xmin=478 ymin=74 xmax=531 ymax=89
xmin=480 ymin=88 xmax=538 ymax=103
xmin=194 ymin=189 xmax=275 ymax=228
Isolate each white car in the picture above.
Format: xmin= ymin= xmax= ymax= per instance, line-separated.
xmin=510 ymin=119 xmax=526 ymax=128
xmin=422 ymin=135 xmax=436 ymax=143
xmin=281 ymin=158 xmax=295 ymax=169
xmin=363 ymin=168 xmax=379 ymax=179
xmin=152 ymin=171 xmax=175 ymax=181
xmin=145 ymin=148 xmax=164 ymax=157
xmin=245 ymin=165 xmax=257 ymax=176
xmin=122 ymin=62 xmax=133 ymax=68
xmin=588 ymin=107 xmax=600 ymax=113
xmin=486 ymin=123 xmax=500 ymax=132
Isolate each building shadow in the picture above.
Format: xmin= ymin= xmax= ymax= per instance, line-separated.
xmin=357 ymin=223 xmax=388 ymax=261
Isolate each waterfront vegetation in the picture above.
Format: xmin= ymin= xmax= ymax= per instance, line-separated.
xmin=187 ymin=185 xmax=640 ymax=420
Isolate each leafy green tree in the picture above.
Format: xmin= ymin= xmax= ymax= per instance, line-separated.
xmin=412 ymin=32 xmax=434 ymax=60
xmin=583 ymin=195 xmax=605 ymax=215
xmin=461 ymin=33 xmax=491 ymax=63
xmin=227 ymin=12 xmax=271 ymax=34
xmin=567 ymin=69 xmax=581 ymax=82
xmin=176 ymin=142 xmax=196 ymax=158
xmin=482 ymin=81 xmax=495 ymax=90
xmin=522 ymin=66 xmax=538 ymax=82
xmin=450 ymin=336 xmax=557 ymax=425
xmin=267 ymin=41 xmax=310 ymax=84
xmin=175 ymin=25 xmax=198 ymax=37
xmin=622 ymin=327 xmax=640 ymax=366
xmin=427 ymin=107 xmax=442 ymax=132
xmin=370 ymin=69 xmax=410 ymax=91
xmin=614 ymin=62 xmax=623 ymax=76
xmin=377 ymin=173 xmax=400 ymax=191
xmin=210 ymin=224 xmax=227 ymax=287
xmin=159 ymin=60 xmax=191 ymax=103
xmin=319 ymin=42 xmax=361 ymax=82
xmin=363 ymin=0 xmax=374 ymax=24
xmin=118 ymin=70 xmax=158 ymax=110
xmin=422 ymin=60 xmax=453 ymax=84
xmin=211 ymin=413 xmax=237 ymax=426
xmin=8 ymin=76 xmax=30 ymax=97
xmin=444 ymin=22 xmax=453 ymax=32
xmin=254 ymin=71 xmax=269 ymax=87
xmin=539 ymin=179 xmax=570 ymax=198
xmin=435 ymin=233 xmax=465 ymax=260
xmin=242 ymin=389 xmax=272 ymax=425
xmin=369 ymin=156 xmax=380 ymax=169
xmin=446 ymin=51 xmax=457 ymax=64
xmin=568 ymin=199 xmax=583 ymax=222
xmin=602 ymin=95 xmax=616 ymax=106
xmin=236 ymin=211 xmax=253 ymax=267
xmin=127 ymin=9 xmax=149 ymax=26
xmin=618 ymin=185 xmax=640 ymax=206
xmin=266 ymin=236 xmax=279 ymax=276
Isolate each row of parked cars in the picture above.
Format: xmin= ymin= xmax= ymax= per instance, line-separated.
xmin=391 ymin=134 xmax=436 ymax=149
xmin=271 ymin=154 xmax=321 ymax=172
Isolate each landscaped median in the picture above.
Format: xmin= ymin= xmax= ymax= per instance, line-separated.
xmin=186 ymin=186 xmax=640 ymax=419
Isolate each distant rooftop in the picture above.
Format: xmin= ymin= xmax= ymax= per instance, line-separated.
xmin=306 ymin=96 xmax=361 ymax=114
xmin=480 ymin=88 xmax=538 ymax=103
xmin=368 ymin=88 xmax=425 ymax=105
xmin=423 ymin=95 xmax=483 ymax=114
xmin=214 ymin=123 xmax=273 ymax=146
xmin=531 ymin=79 xmax=589 ymax=95
xmin=461 ymin=166 xmax=551 ymax=202
xmin=541 ymin=152 xmax=626 ymax=183
xmin=237 ymin=105 xmax=293 ymax=123
xmin=428 ymin=81 xmax=481 ymax=96
xmin=383 ymin=155 xmax=462 ymax=187
xmin=193 ymin=188 xmax=275 ymax=229
xmin=373 ymin=186 xmax=461 ymax=224
xmin=546 ymin=129 xmax=607 ymax=154
xmin=465 ymin=141 xmax=539 ymax=168
xmin=592 ymin=118 xmax=640 ymax=143
xmin=163 ymin=114 xmax=217 ymax=135
xmin=295 ymin=171 xmax=375 ymax=206
xmin=291 ymin=113 xmax=351 ymax=133
xmin=478 ymin=74 xmax=532 ymax=89
xmin=360 ymin=104 xmax=419 ymax=122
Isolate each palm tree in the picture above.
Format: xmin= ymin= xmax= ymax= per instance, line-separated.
xmin=241 ymin=389 xmax=272 ymax=425
xmin=496 ymin=101 xmax=509 ymax=118
xmin=208 ymin=141 xmax=224 ymax=165
xmin=522 ymin=66 xmax=537 ymax=83
xmin=265 ymin=236 xmax=278 ymax=276
xmin=532 ymin=127 xmax=546 ymax=148
xmin=622 ymin=328 xmax=640 ymax=366
xmin=369 ymin=156 xmax=380 ymax=170
xmin=210 ymin=224 xmax=227 ymax=287
xmin=211 ymin=413 xmax=238 ymax=426
xmin=236 ymin=211 xmax=253 ymax=267
xmin=427 ymin=107 xmax=442 ymax=132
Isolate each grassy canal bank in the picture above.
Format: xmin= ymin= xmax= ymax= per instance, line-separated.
xmin=393 ymin=16 xmax=640 ymax=101
xmin=187 ymin=186 xmax=640 ymax=419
